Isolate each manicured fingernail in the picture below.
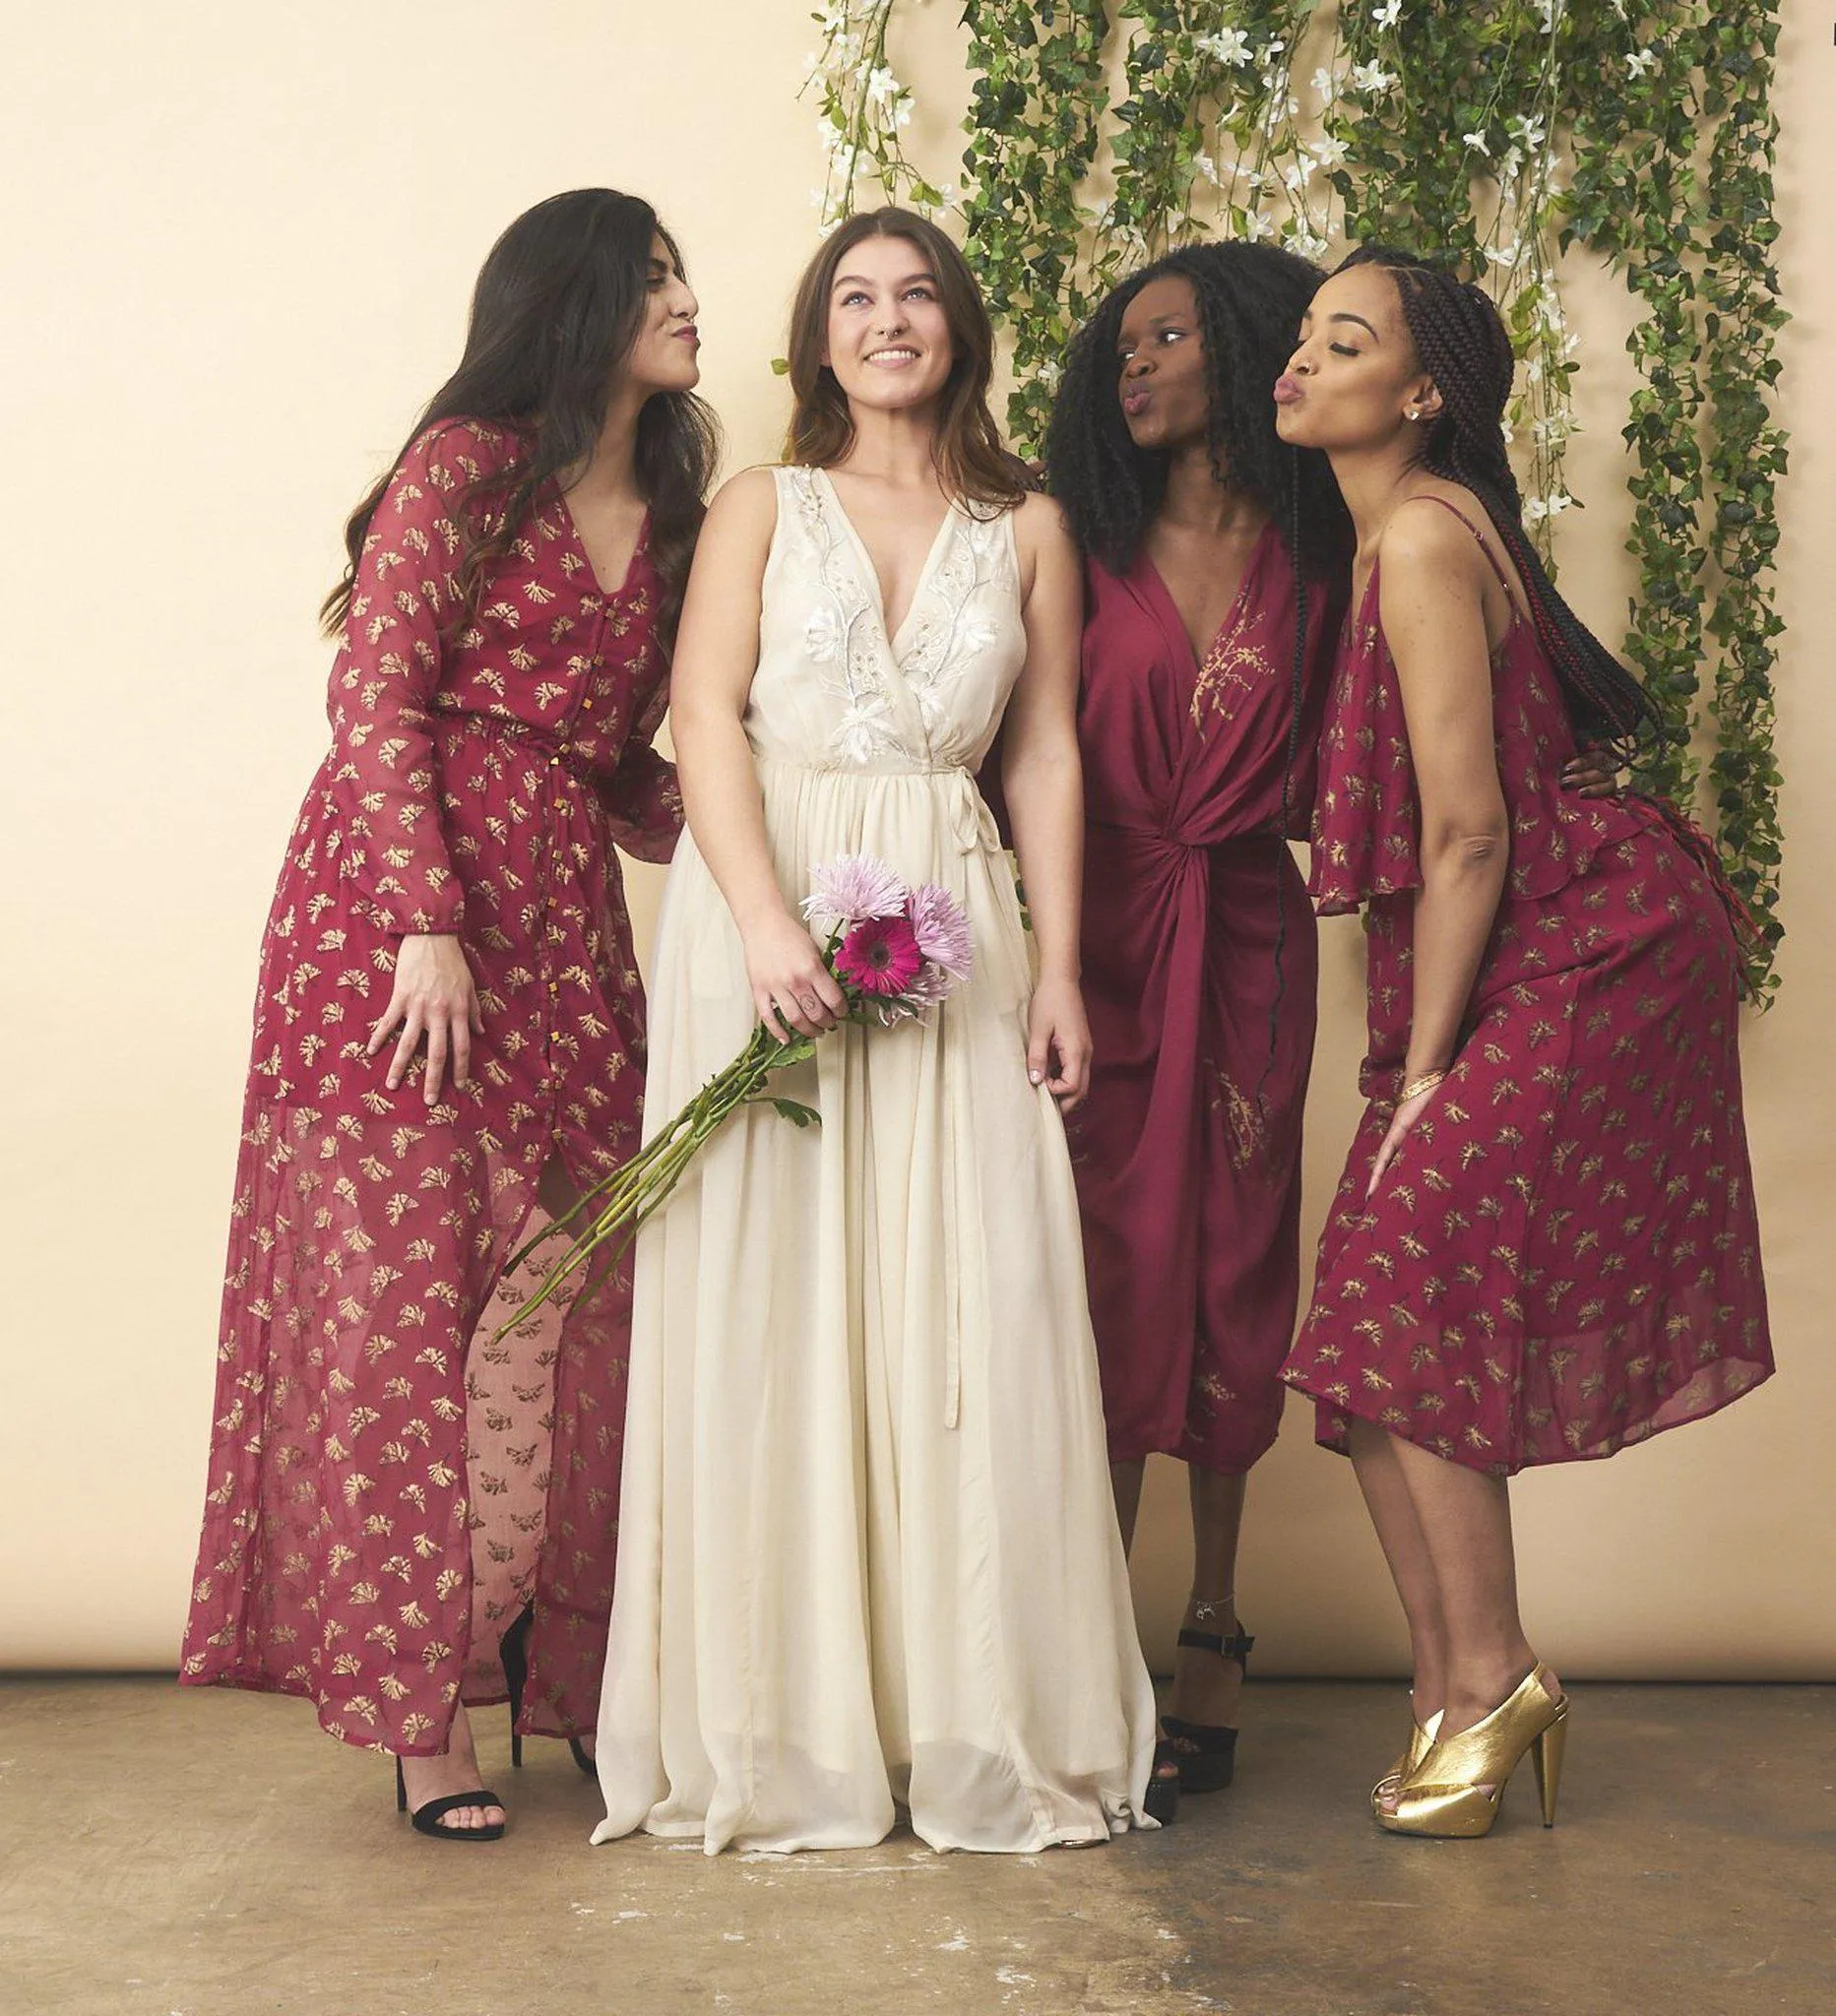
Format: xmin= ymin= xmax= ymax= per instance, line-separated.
xmin=1030 ymin=1070 xmax=1044 ymax=1084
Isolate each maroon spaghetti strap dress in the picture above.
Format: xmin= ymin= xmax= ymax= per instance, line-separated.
xmin=180 ymin=419 xmax=683 ymax=1752
xmin=1068 ymin=528 xmax=1339 ymax=1473
xmin=1282 ymin=497 xmax=1773 ymax=1475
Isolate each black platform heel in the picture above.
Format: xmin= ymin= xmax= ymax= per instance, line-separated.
xmin=1159 ymin=1613 xmax=1255 ymax=1796
xmin=395 ymin=1756 xmax=506 ymax=1842
xmin=501 ymin=1601 xmax=596 ymax=1776
xmin=1144 ymin=1741 xmax=1183 ymax=1825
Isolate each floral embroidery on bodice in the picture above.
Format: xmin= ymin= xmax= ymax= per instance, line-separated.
xmin=753 ymin=467 xmax=1026 ymax=775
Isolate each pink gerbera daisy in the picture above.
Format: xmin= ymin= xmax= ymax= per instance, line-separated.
xmin=835 ymin=914 xmax=924 ymax=996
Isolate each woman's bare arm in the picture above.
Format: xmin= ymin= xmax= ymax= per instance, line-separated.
xmin=669 ymin=469 xmax=846 ymax=1041
xmin=1000 ymin=492 xmax=1092 ymax=1108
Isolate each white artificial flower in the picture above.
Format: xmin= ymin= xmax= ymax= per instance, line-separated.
xmin=1257 ymin=39 xmax=1286 ymax=65
xmin=1463 ymin=128 xmax=1490 ymax=155
xmin=1243 ymin=210 xmax=1275 ymax=242
xmin=1197 ymin=29 xmax=1252 ymax=66
xmin=1280 ymin=160 xmax=1310 ymax=195
xmin=1372 ymin=0 xmax=1402 ymax=28
xmin=1311 ymin=133 xmax=1350 ymax=168
xmin=1311 ymin=66 xmax=1340 ymax=102
xmin=1487 ymin=240 xmax=1521 ymax=270
xmin=1625 ymin=47 xmax=1658 ymax=78
xmin=1194 ymin=153 xmax=1221 ymax=185
xmin=1350 ymin=61 xmax=1397 ymax=94
xmin=1511 ymin=115 xmax=1547 ymax=148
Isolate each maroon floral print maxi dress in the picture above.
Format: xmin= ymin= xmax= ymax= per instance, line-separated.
xmin=1067 ymin=528 xmax=1338 ymax=1473
xmin=181 ymin=419 xmax=682 ymax=1753
xmin=1283 ymin=500 xmax=1772 ymax=1475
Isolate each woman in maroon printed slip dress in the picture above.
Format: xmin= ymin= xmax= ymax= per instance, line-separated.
xmin=1277 ymin=248 xmax=1772 ymax=1838
xmin=180 ymin=189 xmax=718 ymax=1843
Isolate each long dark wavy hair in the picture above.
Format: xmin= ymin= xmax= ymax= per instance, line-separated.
xmin=783 ymin=207 xmax=1027 ymax=513
xmin=321 ymin=188 xmax=720 ymax=649
xmin=1045 ymin=240 xmax=1348 ymax=579
xmin=1341 ymin=244 xmax=1663 ymax=759
xmin=1046 ymin=240 xmax=1351 ymax=1125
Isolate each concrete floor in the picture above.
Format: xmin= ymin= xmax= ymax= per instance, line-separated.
xmin=0 ymin=1679 xmax=1828 ymax=2016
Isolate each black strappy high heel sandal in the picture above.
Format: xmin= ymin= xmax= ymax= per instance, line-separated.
xmin=501 ymin=1601 xmax=596 ymax=1776
xmin=1159 ymin=1608 xmax=1255 ymax=1796
xmin=395 ymin=1756 xmax=506 ymax=1842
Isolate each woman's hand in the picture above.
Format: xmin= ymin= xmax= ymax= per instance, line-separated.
xmin=742 ymin=909 xmax=848 ymax=1044
xmin=1561 ymin=743 xmax=1622 ymax=799
xmin=1366 ymin=1081 xmax=1439 ymax=1200
xmin=366 ymin=932 xmax=483 ymax=1106
xmin=1026 ymin=975 xmax=1093 ymax=1112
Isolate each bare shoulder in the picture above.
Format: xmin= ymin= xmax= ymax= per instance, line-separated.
xmin=1011 ymin=488 xmax=1075 ymax=561
xmin=693 ymin=465 xmax=781 ymax=557
xmin=1378 ymin=490 xmax=1488 ymax=581
xmin=706 ymin=464 xmax=780 ymax=525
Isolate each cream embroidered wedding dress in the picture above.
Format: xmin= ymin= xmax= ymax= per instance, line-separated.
xmin=593 ymin=467 xmax=1156 ymax=1855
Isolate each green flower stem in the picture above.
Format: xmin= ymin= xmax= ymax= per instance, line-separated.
xmin=498 ymin=1023 xmax=815 ymax=1333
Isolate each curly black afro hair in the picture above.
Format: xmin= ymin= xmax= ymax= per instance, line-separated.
xmin=1045 ymin=238 xmax=1349 ymax=579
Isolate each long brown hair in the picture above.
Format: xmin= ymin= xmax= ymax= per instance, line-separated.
xmin=782 ymin=207 xmax=1025 ymax=513
xmin=321 ymin=189 xmax=720 ymax=650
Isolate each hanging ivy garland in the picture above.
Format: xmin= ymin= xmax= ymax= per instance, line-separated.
xmin=803 ymin=0 xmax=1787 ymax=994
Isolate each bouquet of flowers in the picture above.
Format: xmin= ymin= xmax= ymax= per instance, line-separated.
xmin=507 ymin=855 xmax=973 ymax=1322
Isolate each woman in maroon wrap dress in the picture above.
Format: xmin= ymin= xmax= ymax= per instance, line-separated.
xmin=180 ymin=190 xmax=718 ymax=1841
xmin=1276 ymin=249 xmax=1772 ymax=1837
xmin=1045 ymin=244 xmax=1348 ymax=1817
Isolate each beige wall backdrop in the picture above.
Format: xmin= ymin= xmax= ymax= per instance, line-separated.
xmin=4 ymin=2 xmax=1830 ymax=1676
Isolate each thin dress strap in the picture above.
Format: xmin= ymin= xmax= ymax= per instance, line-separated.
xmin=1400 ymin=493 xmax=1521 ymax=599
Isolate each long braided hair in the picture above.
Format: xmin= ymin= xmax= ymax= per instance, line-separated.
xmin=1342 ymin=245 xmax=1663 ymax=760
xmin=1045 ymin=241 xmax=1351 ymax=1132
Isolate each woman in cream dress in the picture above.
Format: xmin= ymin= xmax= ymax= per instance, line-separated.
xmin=593 ymin=209 xmax=1158 ymax=1855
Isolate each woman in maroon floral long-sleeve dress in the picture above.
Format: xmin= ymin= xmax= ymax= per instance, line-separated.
xmin=1276 ymin=249 xmax=1772 ymax=1838
xmin=180 ymin=190 xmax=718 ymax=1839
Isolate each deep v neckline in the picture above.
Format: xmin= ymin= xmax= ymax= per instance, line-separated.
xmin=1140 ymin=519 xmax=1274 ymax=673
xmin=552 ymin=486 xmax=650 ymax=600
xmin=815 ymin=468 xmax=959 ymax=658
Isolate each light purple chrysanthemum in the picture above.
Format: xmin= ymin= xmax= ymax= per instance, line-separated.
xmin=801 ymin=853 xmax=911 ymax=930
xmin=906 ymin=883 xmax=974 ymax=981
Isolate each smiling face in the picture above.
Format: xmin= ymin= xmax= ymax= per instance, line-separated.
xmin=1114 ymin=274 xmax=1212 ymax=454
xmin=622 ymin=232 xmax=702 ymax=396
xmin=1273 ymin=263 xmax=1441 ymax=453
xmin=821 ymin=231 xmax=955 ymax=415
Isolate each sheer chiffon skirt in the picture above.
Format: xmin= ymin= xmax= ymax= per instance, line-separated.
xmin=594 ymin=765 xmax=1157 ymax=1854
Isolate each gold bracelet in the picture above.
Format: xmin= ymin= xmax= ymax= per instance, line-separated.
xmin=1399 ymin=1068 xmax=1447 ymax=1103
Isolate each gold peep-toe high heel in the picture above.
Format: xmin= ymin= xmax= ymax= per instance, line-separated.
xmin=1381 ymin=1665 xmax=1567 ymax=1840
xmin=1370 ymin=1708 xmax=1442 ymax=1819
